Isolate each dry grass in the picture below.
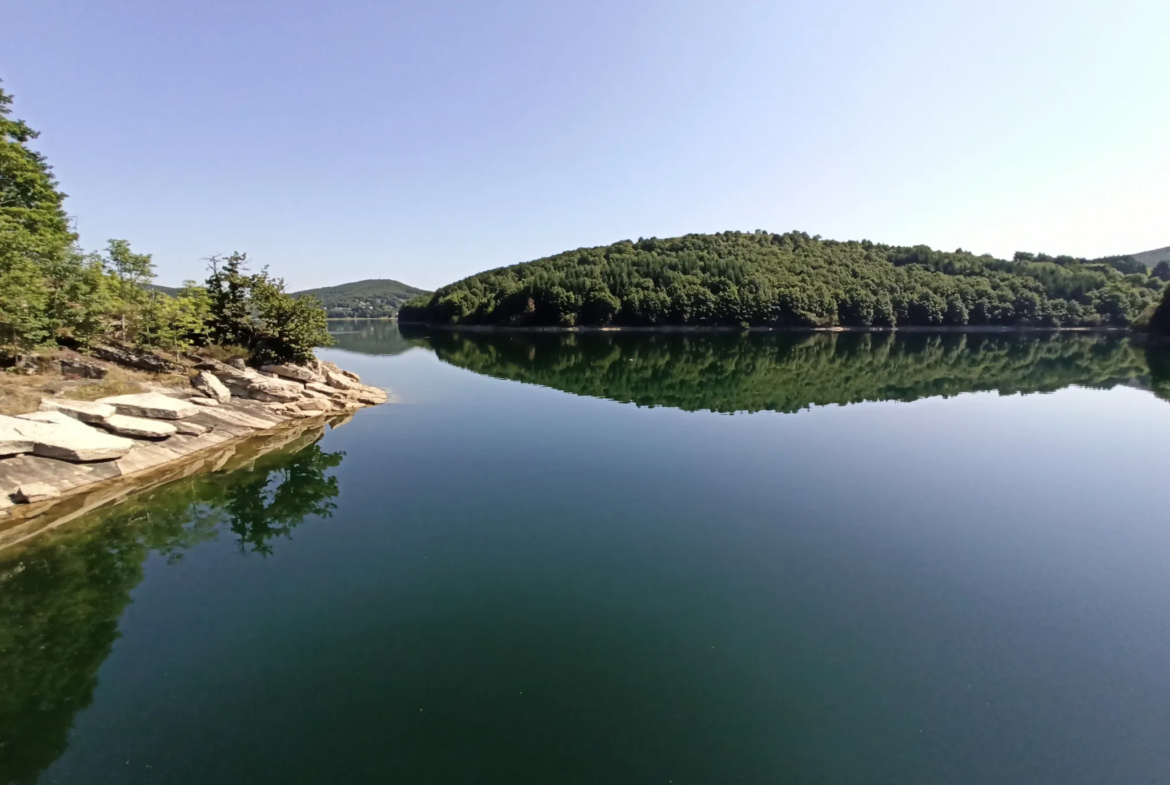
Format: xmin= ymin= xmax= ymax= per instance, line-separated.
xmin=0 ymin=374 xmax=52 ymax=416
xmin=1 ymin=351 xmax=192 ymax=415
xmin=198 ymin=344 xmax=251 ymax=363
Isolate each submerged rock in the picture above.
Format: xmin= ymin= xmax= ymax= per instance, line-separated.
xmin=97 ymin=392 xmax=199 ymax=420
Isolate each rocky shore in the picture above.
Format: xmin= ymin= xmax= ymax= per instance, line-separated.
xmin=0 ymin=357 xmax=387 ymax=520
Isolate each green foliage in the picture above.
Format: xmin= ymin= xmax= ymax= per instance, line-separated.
xmin=205 ymin=252 xmax=254 ymax=347
xmin=1145 ymin=285 xmax=1170 ymax=335
xmin=136 ymin=281 xmax=213 ymax=353
xmin=0 ymin=80 xmax=75 ymax=350
xmin=400 ymin=232 xmax=1161 ymax=329
xmin=250 ymin=270 xmax=333 ymax=364
xmin=204 ymin=254 xmax=333 ymax=364
xmin=292 ymin=278 xmax=429 ymax=319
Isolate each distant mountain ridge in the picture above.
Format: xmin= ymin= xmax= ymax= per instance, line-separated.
xmin=292 ymin=278 xmax=429 ymax=319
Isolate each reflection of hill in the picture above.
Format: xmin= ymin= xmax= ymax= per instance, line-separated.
xmin=327 ymin=320 xmax=415 ymax=356
xmin=402 ymin=328 xmax=1159 ymax=413
xmin=0 ymin=428 xmax=344 ymax=784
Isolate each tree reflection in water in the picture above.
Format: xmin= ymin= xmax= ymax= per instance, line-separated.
xmin=0 ymin=428 xmax=344 ymax=784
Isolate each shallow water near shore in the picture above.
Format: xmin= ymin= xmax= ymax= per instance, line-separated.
xmin=4 ymin=325 xmax=1170 ymax=784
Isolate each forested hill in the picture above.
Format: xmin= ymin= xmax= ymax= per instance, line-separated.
xmin=292 ymin=279 xmax=429 ymax=319
xmin=398 ymin=231 xmax=1168 ymax=329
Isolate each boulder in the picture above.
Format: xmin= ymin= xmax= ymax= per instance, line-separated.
xmin=190 ymin=397 xmax=220 ymax=407
xmin=0 ymin=414 xmax=134 ymax=462
xmin=320 ymin=360 xmax=360 ymax=383
xmin=92 ymin=344 xmax=182 ymax=373
xmin=60 ymin=359 xmax=108 ymax=379
xmin=99 ymin=414 xmax=178 ymax=440
xmin=229 ymin=358 xmax=248 ymax=371
xmin=261 ymin=363 xmax=319 ymax=382
xmin=191 ymin=370 xmax=231 ymax=403
xmin=325 ymin=371 xmax=360 ymax=391
xmin=97 ymin=392 xmax=199 ymax=420
xmin=39 ymin=398 xmax=117 ymax=423
xmin=238 ymin=376 xmax=303 ymax=403
xmin=13 ymin=483 xmax=60 ymax=503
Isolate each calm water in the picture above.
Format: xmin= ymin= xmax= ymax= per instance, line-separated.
xmin=4 ymin=325 xmax=1170 ymax=784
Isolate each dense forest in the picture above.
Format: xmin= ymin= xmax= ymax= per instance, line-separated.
xmin=292 ymin=279 xmax=429 ymax=319
xmin=0 ymin=428 xmax=343 ymax=784
xmin=401 ymin=328 xmax=1165 ymax=414
xmin=0 ymin=82 xmax=331 ymax=364
xmin=400 ymin=232 xmax=1169 ymax=329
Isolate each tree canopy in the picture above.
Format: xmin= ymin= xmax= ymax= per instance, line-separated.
xmin=399 ymin=232 xmax=1166 ymax=329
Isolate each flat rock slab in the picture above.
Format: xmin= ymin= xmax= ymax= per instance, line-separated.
xmin=0 ymin=414 xmax=134 ymax=462
xmin=39 ymin=398 xmax=117 ymax=423
xmin=13 ymin=482 xmax=60 ymax=503
xmin=0 ymin=422 xmax=35 ymax=458
xmin=190 ymin=397 xmax=220 ymax=407
xmin=18 ymin=411 xmax=92 ymax=428
xmin=97 ymin=392 xmax=199 ymax=420
xmin=100 ymin=414 xmax=178 ymax=440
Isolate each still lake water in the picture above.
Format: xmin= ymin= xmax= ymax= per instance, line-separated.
xmin=4 ymin=324 xmax=1170 ymax=784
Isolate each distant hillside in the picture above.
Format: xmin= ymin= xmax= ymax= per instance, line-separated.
xmin=1131 ymin=247 xmax=1170 ymax=268
xmin=400 ymin=231 xmax=1166 ymax=328
xmin=292 ymin=279 xmax=429 ymax=319
xmin=146 ymin=283 xmax=182 ymax=297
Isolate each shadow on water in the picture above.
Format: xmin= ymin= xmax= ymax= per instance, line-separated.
xmin=0 ymin=427 xmax=345 ymax=784
xmin=400 ymin=325 xmax=1170 ymax=411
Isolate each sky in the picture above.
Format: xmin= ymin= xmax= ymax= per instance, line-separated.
xmin=3 ymin=0 xmax=1168 ymax=291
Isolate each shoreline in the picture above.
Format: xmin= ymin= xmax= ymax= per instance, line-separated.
xmin=0 ymin=417 xmax=340 ymax=553
xmin=398 ymin=323 xmax=1132 ymax=334
xmin=0 ymin=358 xmax=389 ymax=526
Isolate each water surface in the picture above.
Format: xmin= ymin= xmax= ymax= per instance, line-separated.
xmin=3 ymin=326 xmax=1170 ymax=784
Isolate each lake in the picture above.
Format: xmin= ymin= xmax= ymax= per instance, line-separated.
xmin=4 ymin=325 xmax=1170 ymax=784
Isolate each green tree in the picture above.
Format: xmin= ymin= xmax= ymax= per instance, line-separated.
xmin=248 ymin=269 xmax=333 ymax=364
xmin=102 ymin=239 xmax=156 ymax=342
xmin=0 ymin=80 xmax=75 ymax=351
xmin=205 ymin=252 xmax=254 ymax=347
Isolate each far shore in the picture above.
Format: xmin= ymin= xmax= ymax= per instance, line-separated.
xmin=397 ymin=323 xmax=1132 ymax=334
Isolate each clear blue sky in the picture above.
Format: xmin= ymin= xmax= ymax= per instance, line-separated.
xmin=4 ymin=0 xmax=1168 ymax=290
